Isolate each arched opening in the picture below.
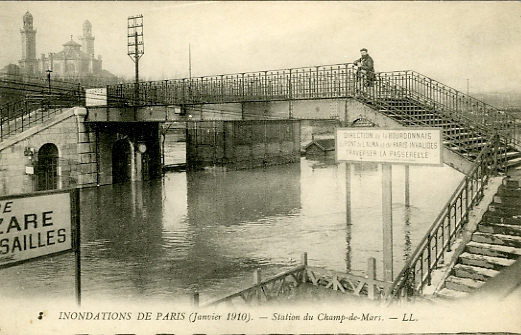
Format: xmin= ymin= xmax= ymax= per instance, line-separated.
xmin=37 ymin=143 xmax=59 ymax=191
xmin=112 ymin=139 xmax=132 ymax=184
xmin=352 ymin=117 xmax=376 ymax=127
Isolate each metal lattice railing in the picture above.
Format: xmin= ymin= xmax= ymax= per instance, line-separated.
xmin=106 ymin=63 xmax=360 ymax=106
xmin=198 ymin=253 xmax=392 ymax=307
xmin=106 ymin=64 xmax=520 ymax=152
xmin=378 ymin=71 xmax=521 ymax=151
xmin=0 ymin=75 xmax=84 ymax=141
xmin=384 ymin=134 xmax=506 ymax=303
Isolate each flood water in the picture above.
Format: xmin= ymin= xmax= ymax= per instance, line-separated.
xmin=0 ymin=143 xmax=464 ymax=305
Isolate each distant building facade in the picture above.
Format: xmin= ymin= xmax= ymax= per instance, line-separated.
xmin=1 ymin=11 xmax=117 ymax=85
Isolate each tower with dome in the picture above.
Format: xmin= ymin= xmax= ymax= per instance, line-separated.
xmin=19 ymin=11 xmax=38 ymax=76
xmin=2 ymin=11 xmax=117 ymax=85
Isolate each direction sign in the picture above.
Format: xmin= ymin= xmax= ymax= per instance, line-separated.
xmin=0 ymin=189 xmax=77 ymax=268
xmin=86 ymin=87 xmax=107 ymax=106
xmin=336 ymin=128 xmax=443 ymax=166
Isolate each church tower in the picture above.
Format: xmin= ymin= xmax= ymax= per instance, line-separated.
xmin=19 ymin=11 xmax=38 ymax=75
xmin=80 ymin=20 xmax=95 ymax=56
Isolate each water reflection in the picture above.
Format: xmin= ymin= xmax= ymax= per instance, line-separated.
xmin=186 ymin=163 xmax=301 ymax=226
xmin=81 ymin=182 xmax=164 ymax=260
xmin=403 ymin=205 xmax=413 ymax=263
xmin=0 ymin=157 xmax=464 ymax=304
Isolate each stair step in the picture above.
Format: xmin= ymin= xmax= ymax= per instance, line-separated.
xmin=444 ymin=275 xmax=485 ymax=293
xmin=482 ymin=212 xmax=521 ymax=226
xmin=505 ymin=151 xmax=521 ymax=159
xmin=498 ymin=186 xmax=521 ymax=198
xmin=446 ymin=142 xmax=487 ymax=150
xmin=504 ymin=179 xmax=521 ymax=188
xmin=457 ymin=141 xmax=487 ymax=149
xmin=493 ymin=194 xmax=521 ymax=207
xmin=452 ymin=263 xmax=499 ymax=281
xmin=465 ymin=240 xmax=521 ymax=258
xmin=488 ymin=202 xmax=521 ymax=215
xmin=436 ymin=287 xmax=470 ymax=300
xmin=405 ymin=113 xmax=436 ymax=117
xmin=472 ymin=231 xmax=521 ymax=248
xmin=478 ymin=222 xmax=521 ymax=236
xmin=459 ymin=251 xmax=516 ymax=270
xmin=506 ymin=157 xmax=521 ymax=168
xmin=445 ymin=135 xmax=480 ymax=142
xmin=444 ymin=129 xmax=467 ymax=135
xmin=439 ymin=123 xmax=461 ymax=128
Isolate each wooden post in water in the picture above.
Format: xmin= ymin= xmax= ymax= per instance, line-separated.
xmin=405 ymin=165 xmax=410 ymax=207
xmin=301 ymin=252 xmax=308 ymax=283
xmin=253 ymin=268 xmax=262 ymax=303
xmin=346 ymin=163 xmax=352 ymax=225
xmin=382 ymin=164 xmax=394 ymax=282
xmin=73 ymin=188 xmax=81 ymax=307
xmin=367 ymin=257 xmax=376 ymax=300
xmin=191 ymin=290 xmax=199 ymax=307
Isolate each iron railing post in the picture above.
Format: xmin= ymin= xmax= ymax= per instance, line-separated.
xmin=241 ymin=73 xmax=245 ymax=101
xmin=493 ymin=133 xmax=499 ymax=175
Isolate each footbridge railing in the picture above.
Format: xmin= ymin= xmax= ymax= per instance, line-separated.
xmin=384 ymin=134 xmax=506 ymax=303
xmin=0 ymin=91 xmax=84 ymax=141
xmin=0 ymin=73 xmax=84 ymax=109
xmin=106 ymin=65 xmax=520 ymax=151
xmin=378 ymin=71 xmax=521 ymax=150
xmin=106 ymin=63 xmax=362 ymax=106
xmin=0 ymin=74 xmax=85 ymax=141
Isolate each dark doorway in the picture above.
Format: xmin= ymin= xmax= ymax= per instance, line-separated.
xmin=37 ymin=143 xmax=59 ymax=191
xmin=112 ymin=139 xmax=132 ymax=184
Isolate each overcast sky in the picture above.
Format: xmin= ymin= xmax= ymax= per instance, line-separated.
xmin=0 ymin=1 xmax=519 ymax=94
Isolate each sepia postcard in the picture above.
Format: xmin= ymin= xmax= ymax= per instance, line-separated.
xmin=0 ymin=1 xmax=520 ymax=334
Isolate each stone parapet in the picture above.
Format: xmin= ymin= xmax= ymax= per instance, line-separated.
xmin=0 ymin=106 xmax=99 ymax=195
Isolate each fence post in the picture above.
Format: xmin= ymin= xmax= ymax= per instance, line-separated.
xmin=368 ymin=257 xmax=376 ymax=300
xmin=253 ymin=268 xmax=262 ymax=303
xmin=301 ymin=252 xmax=308 ymax=283
xmin=493 ymin=134 xmax=499 ymax=175
xmin=191 ymin=289 xmax=199 ymax=307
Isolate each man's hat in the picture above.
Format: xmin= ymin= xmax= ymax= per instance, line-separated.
xmin=360 ymin=48 xmax=368 ymax=52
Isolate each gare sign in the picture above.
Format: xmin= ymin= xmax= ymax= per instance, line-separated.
xmin=0 ymin=189 xmax=77 ymax=268
xmin=336 ymin=128 xmax=443 ymax=166
xmin=85 ymin=87 xmax=108 ymax=107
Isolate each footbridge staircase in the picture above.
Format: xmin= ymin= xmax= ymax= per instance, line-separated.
xmin=0 ymin=74 xmax=84 ymax=141
xmin=2 ymin=64 xmax=521 ymax=304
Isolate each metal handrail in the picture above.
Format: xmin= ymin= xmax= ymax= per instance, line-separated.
xmin=201 ymin=254 xmax=393 ymax=306
xmin=378 ymin=71 xmax=521 ymax=150
xmin=384 ymin=134 xmax=504 ymax=303
xmin=106 ymin=63 xmax=359 ymax=106
xmin=202 ymin=264 xmax=307 ymax=306
xmin=0 ymin=89 xmax=84 ymax=141
xmin=348 ymin=75 xmax=497 ymax=163
xmin=0 ymin=74 xmax=84 ymax=102
xmin=106 ymin=65 xmax=520 ymax=153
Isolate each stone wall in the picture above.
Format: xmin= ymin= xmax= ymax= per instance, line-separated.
xmin=186 ymin=120 xmax=300 ymax=171
xmin=0 ymin=108 xmax=164 ymax=196
xmin=0 ymin=107 xmax=97 ymax=196
xmin=242 ymin=99 xmax=345 ymax=120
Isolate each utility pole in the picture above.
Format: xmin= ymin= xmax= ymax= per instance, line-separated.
xmin=188 ymin=43 xmax=192 ymax=100
xmin=189 ymin=43 xmax=192 ymax=80
xmin=127 ymin=14 xmax=144 ymax=105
